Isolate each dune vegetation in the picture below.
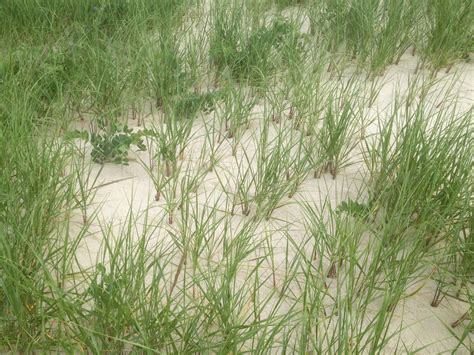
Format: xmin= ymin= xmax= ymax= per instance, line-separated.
xmin=0 ymin=0 xmax=473 ymax=353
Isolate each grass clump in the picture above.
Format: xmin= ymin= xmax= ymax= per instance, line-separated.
xmin=0 ymin=114 xmax=81 ymax=350
xmin=421 ymin=0 xmax=473 ymax=70
xmin=210 ymin=2 xmax=305 ymax=84
xmin=364 ymin=100 xmax=472 ymax=244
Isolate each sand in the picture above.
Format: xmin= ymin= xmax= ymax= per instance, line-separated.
xmin=70 ymin=53 xmax=473 ymax=353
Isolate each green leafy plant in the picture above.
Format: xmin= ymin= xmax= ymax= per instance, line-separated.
xmin=173 ymin=90 xmax=223 ymax=120
xmin=210 ymin=3 xmax=305 ymax=84
xmin=90 ymin=125 xmax=146 ymax=165
xmin=67 ymin=118 xmax=147 ymax=165
xmin=336 ymin=199 xmax=372 ymax=220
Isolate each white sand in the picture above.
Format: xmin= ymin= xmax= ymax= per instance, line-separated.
xmin=71 ymin=55 xmax=473 ymax=353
